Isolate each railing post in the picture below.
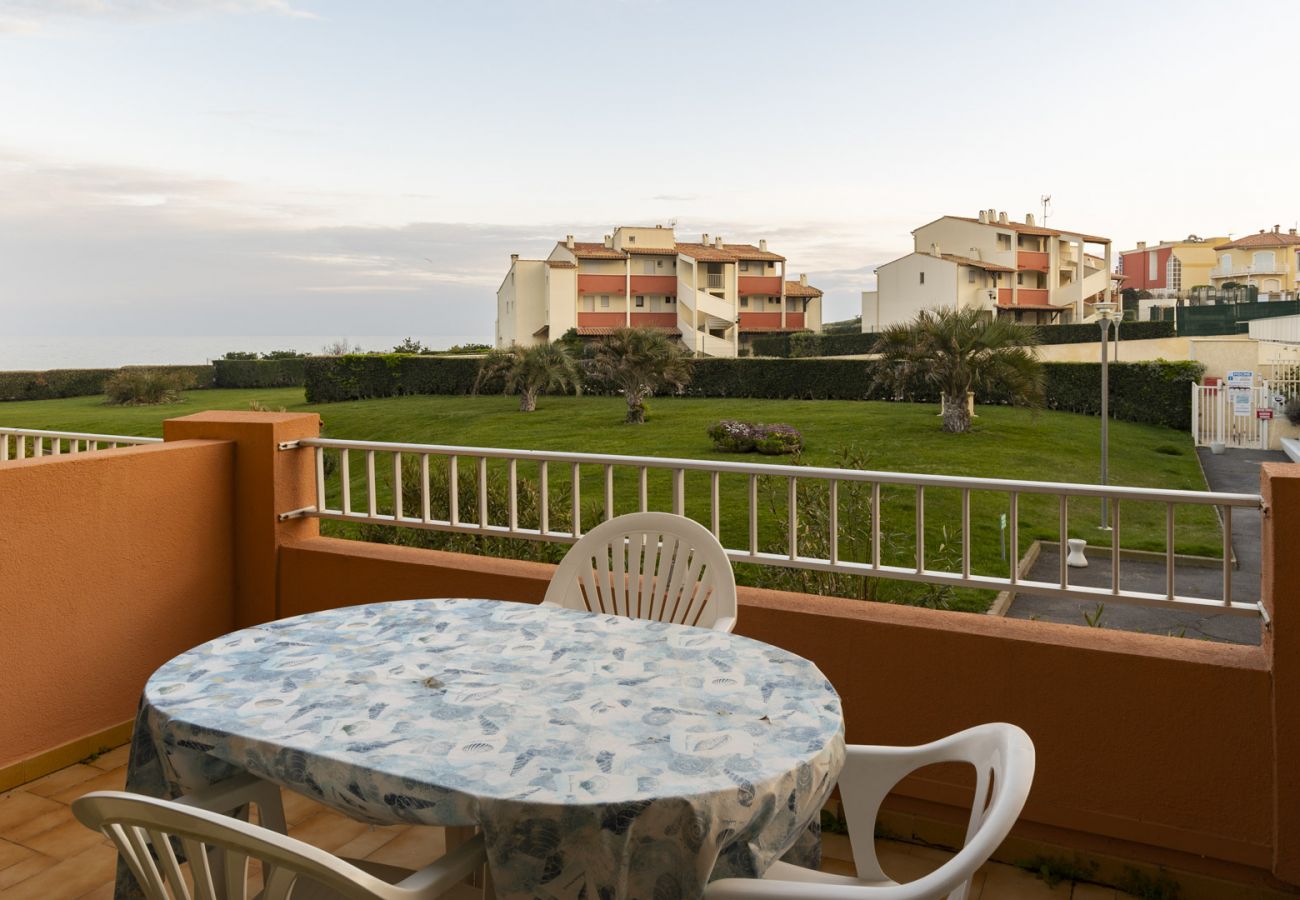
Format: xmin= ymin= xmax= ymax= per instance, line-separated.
xmin=1262 ymin=462 xmax=1300 ymax=885
xmin=163 ymin=411 xmax=321 ymax=627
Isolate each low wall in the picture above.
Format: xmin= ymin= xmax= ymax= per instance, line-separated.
xmin=0 ymin=440 xmax=237 ymax=772
xmin=277 ymin=534 xmax=1275 ymax=878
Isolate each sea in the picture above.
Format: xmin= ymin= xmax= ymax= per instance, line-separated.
xmin=0 ymin=335 xmax=488 ymax=371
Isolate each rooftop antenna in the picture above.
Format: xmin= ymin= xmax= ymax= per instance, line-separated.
xmin=1040 ymin=194 xmax=1052 ymax=226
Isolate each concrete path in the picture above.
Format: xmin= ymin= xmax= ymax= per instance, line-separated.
xmin=1004 ymin=448 xmax=1283 ymax=645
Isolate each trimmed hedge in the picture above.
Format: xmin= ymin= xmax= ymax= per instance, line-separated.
xmin=0 ymin=365 xmax=215 ymax=402
xmin=752 ymin=321 xmax=1177 ymax=357
xmin=305 ymin=354 xmax=1203 ymax=430
xmin=213 ymin=357 xmax=311 ymax=388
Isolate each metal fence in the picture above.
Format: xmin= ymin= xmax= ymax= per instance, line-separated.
xmin=282 ymin=436 xmax=1267 ymax=622
xmin=0 ymin=427 xmax=162 ymax=460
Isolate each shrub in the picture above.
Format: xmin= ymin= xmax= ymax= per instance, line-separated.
xmin=0 ymin=365 xmax=213 ymax=402
xmin=303 ymin=355 xmax=1201 ymax=431
xmin=213 ymin=357 xmax=311 ymax=388
xmin=752 ymin=322 xmax=1176 ymax=357
xmin=103 ymin=368 xmax=195 ymax=405
xmin=221 ymin=351 xmax=259 ymax=361
xmin=707 ymin=421 xmax=803 ymax=455
xmin=707 ymin=420 xmax=757 ymax=452
xmin=1287 ymin=397 xmax=1300 ymax=427
xmin=754 ymin=424 xmax=803 ymax=455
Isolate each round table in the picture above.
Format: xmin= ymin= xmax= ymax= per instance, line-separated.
xmin=126 ymin=599 xmax=845 ymax=900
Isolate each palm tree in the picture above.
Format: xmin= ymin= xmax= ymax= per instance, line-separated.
xmin=872 ymin=307 xmax=1043 ymax=433
xmin=589 ymin=328 xmax=694 ymax=424
xmin=474 ymin=343 xmax=580 ymax=412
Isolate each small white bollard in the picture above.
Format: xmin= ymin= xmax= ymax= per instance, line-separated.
xmin=1066 ymin=538 xmax=1088 ymax=568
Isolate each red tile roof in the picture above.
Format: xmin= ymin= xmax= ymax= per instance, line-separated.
xmin=784 ymin=280 xmax=822 ymax=297
xmin=569 ymin=242 xmax=626 ymax=259
xmin=723 ymin=243 xmax=785 ymax=262
xmin=939 ymin=254 xmax=1016 ymax=273
xmin=674 ymin=242 xmax=736 ymax=262
xmin=546 ymin=260 xmax=577 ymax=268
xmin=947 ymin=216 xmax=1109 ymax=244
xmin=624 ymin=246 xmax=679 ymax=256
xmin=1214 ymin=230 xmax=1300 ymax=250
xmin=577 ymin=326 xmax=680 ymax=336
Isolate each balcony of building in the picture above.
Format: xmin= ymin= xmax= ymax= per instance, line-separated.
xmin=738 ymin=275 xmax=783 ymax=296
xmin=738 ymin=311 xmax=805 ymax=331
xmin=577 ymin=273 xmax=627 ymax=293
xmin=629 ymin=274 xmax=677 ymax=294
xmin=2 ymin=413 xmax=1300 ymax=899
xmin=1016 ymin=251 xmax=1050 ymax=272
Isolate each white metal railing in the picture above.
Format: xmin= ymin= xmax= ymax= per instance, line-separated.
xmin=285 ymin=437 xmax=1267 ymax=622
xmin=0 ymin=427 xmax=162 ymax=461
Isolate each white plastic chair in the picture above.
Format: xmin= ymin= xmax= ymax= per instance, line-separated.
xmin=74 ymin=773 xmax=486 ymax=900
xmin=705 ymin=724 xmax=1035 ymax=900
xmin=543 ymin=511 xmax=738 ymax=632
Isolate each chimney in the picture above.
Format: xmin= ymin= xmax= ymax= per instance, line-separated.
xmin=987 ymin=208 xmax=997 ymax=222
xmin=1137 ymin=241 xmax=1146 ymax=250
xmin=510 ymin=253 xmax=519 ymax=263
xmin=998 ymin=211 xmax=1009 ymax=224
xmin=603 ymin=234 xmax=613 ymax=248
xmin=930 ymin=242 xmax=942 ymax=258
xmin=1291 ymin=228 xmax=1297 ymax=236
xmin=714 ymin=236 xmax=723 ymax=248
xmin=799 ymin=273 xmax=808 ymax=286
xmin=978 ymin=210 xmax=988 ymax=224
xmin=759 ymin=239 xmax=768 ymax=251
xmin=701 ymin=233 xmax=710 ymax=245
xmin=565 ymin=235 xmax=574 ymax=250
xmin=1276 ymin=224 xmax=1282 ymax=233
xmin=1026 ymin=213 xmax=1035 ymax=226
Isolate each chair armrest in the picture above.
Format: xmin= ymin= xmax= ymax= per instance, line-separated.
xmin=398 ymin=832 xmax=488 ymax=899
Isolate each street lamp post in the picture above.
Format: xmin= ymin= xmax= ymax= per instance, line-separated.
xmin=1095 ymin=302 xmax=1117 ymax=529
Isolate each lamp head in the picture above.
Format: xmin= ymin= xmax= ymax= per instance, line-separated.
xmin=1094 ymin=301 xmax=1117 ymax=321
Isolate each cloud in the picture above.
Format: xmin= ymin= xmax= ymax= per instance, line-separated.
xmin=0 ymin=0 xmax=313 ymax=34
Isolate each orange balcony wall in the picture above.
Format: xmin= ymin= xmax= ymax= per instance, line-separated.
xmin=577 ymin=274 xmax=626 ymax=294
xmin=631 ymin=312 xmax=677 ymax=328
xmin=629 ymin=275 xmax=677 ymax=294
xmin=739 ymin=275 xmax=782 ymax=296
xmin=1018 ymin=251 xmax=1050 ymax=271
xmin=997 ymin=288 xmax=1052 ymax=308
xmin=739 ymin=312 xmax=805 ymax=331
xmin=576 ymin=312 xmax=627 ymax=327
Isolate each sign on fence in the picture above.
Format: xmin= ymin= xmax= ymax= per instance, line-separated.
xmin=1258 ymin=408 xmax=1274 ymax=420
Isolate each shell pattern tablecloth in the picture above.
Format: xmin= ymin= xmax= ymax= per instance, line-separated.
xmin=120 ymin=598 xmax=845 ymax=900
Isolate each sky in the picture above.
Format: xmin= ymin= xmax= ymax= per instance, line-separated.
xmin=2 ymin=0 xmax=1299 ymax=342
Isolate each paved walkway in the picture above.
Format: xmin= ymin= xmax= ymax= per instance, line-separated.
xmin=1005 ymin=448 xmax=1284 ymax=644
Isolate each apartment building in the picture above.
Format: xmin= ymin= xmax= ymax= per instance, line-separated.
xmin=1117 ymin=235 xmax=1228 ymax=298
xmin=495 ymin=225 xmax=823 ymax=357
xmin=862 ymin=209 xmax=1112 ymax=330
xmin=1209 ymin=226 xmax=1300 ymax=298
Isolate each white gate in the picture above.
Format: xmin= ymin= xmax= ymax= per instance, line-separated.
xmin=1192 ymin=381 xmax=1271 ymax=449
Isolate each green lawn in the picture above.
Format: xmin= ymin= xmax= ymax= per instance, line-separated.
xmin=1 ymin=388 xmax=1220 ymax=612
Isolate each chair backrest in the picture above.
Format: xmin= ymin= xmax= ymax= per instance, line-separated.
xmin=542 ymin=512 xmax=737 ymax=632
xmin=839 ymin=723 xmax=1036 ymax=900
xmin=73 ymin=791 xmax=404 ymax=900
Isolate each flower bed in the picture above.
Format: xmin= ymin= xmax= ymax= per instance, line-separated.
xmin=707 ymin=420 xmax=803 ymax=455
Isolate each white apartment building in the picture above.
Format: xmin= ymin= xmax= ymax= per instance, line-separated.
xmin=495 ymin=225 xmax=823 ymax=357
xmin=862 ymin=209 xmax=1113 ymax=331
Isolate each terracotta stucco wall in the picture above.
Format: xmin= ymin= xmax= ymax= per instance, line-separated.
xmin=0 ymin=440 xmax=237 ymax=769
xmin=278 ymin=534 xmax=1275 ymax=875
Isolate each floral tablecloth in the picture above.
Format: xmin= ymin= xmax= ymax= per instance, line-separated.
xmin=119 ymin=598 xmax=845 ymax=900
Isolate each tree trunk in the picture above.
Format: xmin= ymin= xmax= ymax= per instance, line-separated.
xmin=624 ymin=392 xmax=645 ymax=424
xmin=941 ymin=392 xmax=971 ymax=433
xmin=519 ymin=391 xmax=537 ymax=412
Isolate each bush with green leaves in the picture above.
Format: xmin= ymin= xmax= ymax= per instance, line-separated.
xmin=707 ymin=420 xmax=803 ymax=455
xmin=474 ymin=343 xmax=581 ymax=412
xmin=0 ymin=365 xmax=214 ymax=402
xmin=587 ymin=328 xmax=693 ymax=424
xmin=103 ymin=368 xmax=196 ymax=405
xmin=214 ymin=357 xmax=311 ymax=388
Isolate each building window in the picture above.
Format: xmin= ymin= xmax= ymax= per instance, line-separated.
xmin=967 ymin=269 xmax=976 ymax=283
xmin=635 ymin=296 xmax=645 ymax=307
xmin=740 ymin=261 xmax=749 ymax=272
xmin=919 ymin=272 xmax=925 ymax=285
xmin=997 ymin=234 xmax=1012 ymax=251
xmin=627 ymin=235 xmax=636 ymax=243
xmin=1221 ymin=253 xmax=1233 ymax=275
xmin=600 ymin=295 xmax=610 ymax=308
xmin=767 ymin=261 xmax=775 ymax=269
xmin=1016 ymin=273 xmax=1024 ymax=285
xmin=1166 ymin=255 xmax=1182 ymax=293
xmin=666 ymin=297 xmax=675 ymax=304
xmin=740 ymin=297 xmax=749 ymax=308
xmin=1254 ymin=251 xmax=1277 ymax=272
xmin=1148 ymin=252 xmax=1158 ymax=281
xmin=657 ymin=259 xmax=663 ymax=268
